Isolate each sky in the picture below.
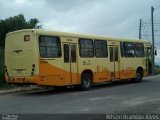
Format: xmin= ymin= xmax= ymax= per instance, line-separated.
xmin=0 ymin=0 xmax=160 ymax=64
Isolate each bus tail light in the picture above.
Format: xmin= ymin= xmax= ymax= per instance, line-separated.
xmin=31 ymin=64 xmax=35 ymax=75
xmin=24 ymin=35 xmax=30 ymax=41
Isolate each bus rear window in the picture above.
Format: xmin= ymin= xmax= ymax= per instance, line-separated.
xmin=39 ymin=36 xmax=61 ymax=58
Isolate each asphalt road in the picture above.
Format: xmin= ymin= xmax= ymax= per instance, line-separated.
xmin=0 ymin=75 xmax=160 ymax=119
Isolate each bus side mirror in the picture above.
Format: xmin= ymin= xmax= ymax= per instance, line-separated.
xmin=155 ymin=50 xmax=157 ymax=56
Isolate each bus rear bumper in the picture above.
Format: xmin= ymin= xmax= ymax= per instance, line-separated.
xmin=5 ymin=75 xmax=39 ymax=84
xmin=5 ymin=75 xmax=66 ymax=86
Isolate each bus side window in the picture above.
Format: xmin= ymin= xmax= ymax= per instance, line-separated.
xmin=123 ymin=42 xmax=135 ymax=57
xmin=39 ymin=36 xmax=62 ymax=58
xmin=135 ymin=43 xmax=144 ymax=57
xmin=64 ymin=44 xmax=69 ymax=63
xmin=94 ymin=40 xmax=108 ymax=58
xmin=79 ymin=39 xmax=94 ymax=58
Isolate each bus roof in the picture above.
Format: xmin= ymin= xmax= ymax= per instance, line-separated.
xmin=7 ymin=29 xmax=150 ymax=43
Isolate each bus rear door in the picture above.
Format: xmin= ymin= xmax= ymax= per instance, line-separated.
xmin=63 ymin=40 xmax=78 ymax=85
xmin=109 ymin=45 xmax=120 ymax=80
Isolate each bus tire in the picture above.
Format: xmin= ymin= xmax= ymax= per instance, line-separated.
xmin=133 ymin=71 xmax=143 ymax=83
xmin=80 ymin=72 xmax=92 ymax=90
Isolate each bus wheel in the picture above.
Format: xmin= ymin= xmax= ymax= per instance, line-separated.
xmin=80 ymin=72 xmax=92 ymax=90
xmin=133 ymin=71 xmax=143 ymax=83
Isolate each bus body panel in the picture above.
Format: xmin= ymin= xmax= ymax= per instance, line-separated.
xmin=5 ymin=29 xmax=151 ymax=86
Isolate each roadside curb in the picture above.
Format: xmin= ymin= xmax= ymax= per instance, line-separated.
xmin=0 ymin=86 xmax=44 ymax=94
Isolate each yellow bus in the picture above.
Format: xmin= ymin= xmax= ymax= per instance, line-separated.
xmin=5 ymin=29 xmax=152 ymax=90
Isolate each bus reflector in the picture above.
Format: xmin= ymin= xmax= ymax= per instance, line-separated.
xmin=24 ymin=35 xmax=30 ymax=41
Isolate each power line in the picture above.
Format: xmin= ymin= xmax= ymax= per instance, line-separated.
xmin=141 ymin=0 xmax=160 ymax=39
xmin=141 ymin=22 xmax=160 ymax=39
xmin=143 ymin=35 xmax=160 ymax=36
xmin=142 ymin=19 xmax=151 ymax=39
xmin=143 ymin=23 xmax=160 ymax=25
xmin=154 ymin=1 xmax=160 ymax=10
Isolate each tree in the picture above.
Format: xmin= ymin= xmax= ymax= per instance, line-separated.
xmin=0 ymin=14 xmax=42 ymax=48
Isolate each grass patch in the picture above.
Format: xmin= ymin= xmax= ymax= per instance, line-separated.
xmin=0 ymin=48 xmax=11 ymax=89
xmin=0 ymin=83 xmax=14 ymax=90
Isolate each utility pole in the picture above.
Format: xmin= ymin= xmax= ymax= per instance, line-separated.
xmin=151 ymin=6 xmax=155 ymax=75
xmin=139 ymin=19 xmax=142 ymax=39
